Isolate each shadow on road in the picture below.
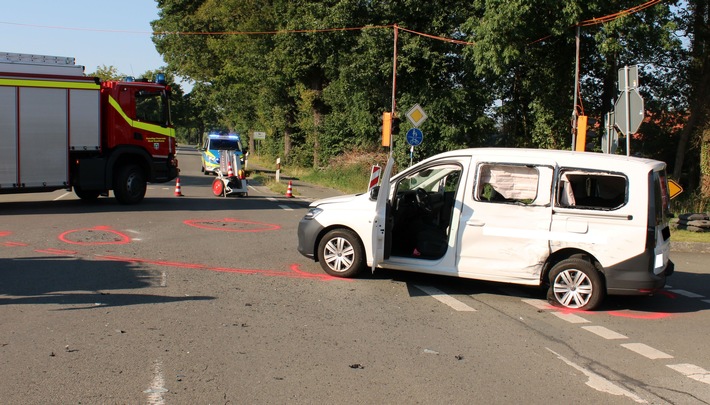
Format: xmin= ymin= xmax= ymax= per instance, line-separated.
xmin=371 ymin=268 xmax=710 ymax=314
xmin=0 ymin=256 xmax=214 ymax=309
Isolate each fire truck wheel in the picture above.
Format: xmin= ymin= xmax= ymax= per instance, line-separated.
xmin=114 ymin=164 xmax=147 ymax=205
xmin=74 ymin=186 xmax=100 ymax=201
xmin=212 ymin=178 xmax=225 ymax=196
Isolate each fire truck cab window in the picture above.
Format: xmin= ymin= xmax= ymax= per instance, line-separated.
xmin=135 ymin=90 xmax=167 ymax=125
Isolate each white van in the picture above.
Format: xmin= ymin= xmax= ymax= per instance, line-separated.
xmin=297 ymin=148 xmax=674 ymax=310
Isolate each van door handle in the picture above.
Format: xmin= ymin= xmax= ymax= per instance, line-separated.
xmin=466 ymin=220 xmax=485 ymax=227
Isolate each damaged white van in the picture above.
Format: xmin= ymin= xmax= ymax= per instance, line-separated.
xmin=297 ymin=148 xmax=674 ymax=310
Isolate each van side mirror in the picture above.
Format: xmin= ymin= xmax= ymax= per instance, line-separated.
xmin=369 ymin=186 xmax=379 ymax=201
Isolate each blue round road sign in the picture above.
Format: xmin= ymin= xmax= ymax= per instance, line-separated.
xmin=406 ymin=128 xmax=423 ymax=146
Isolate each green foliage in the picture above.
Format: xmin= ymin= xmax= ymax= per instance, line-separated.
xmin=88 ymin=65 xmax=123 ymax=81
xmin=152 ymin=1 xmax=704 ymax=195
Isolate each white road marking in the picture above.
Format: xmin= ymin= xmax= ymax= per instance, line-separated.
xmin=703 ymin=299 xmax=710 ymax=305
xmin=144 ymin=360 xmax=168 ymax=405
xmin=621 ymin=343 xmax=673 ymax=359
xmin=267 ymin=197 xmax=278 ymax=202
xmin=413 ymin=285 xmax=476 ymax=312
xmin=278 ymin=205 xmax=294 ymax=211
xmin=160 ymin=271 xmax=167 ymax=287
xmin=552 ymin=312 xmax=591 ymax=324
xmin=547 ymin=348 xmax=647 ymax=403
xmin=668 ymin=289 xmax=705 ymax=298
xmin=582 ymin=325 xmax=628 ymax=340
xmin=53 ymin=192 xmax=72 ymax=201
xmin=668 ymin=363 xmax=710 ymax=385
xmin=521 ymin=298 xmax=550 ymax=310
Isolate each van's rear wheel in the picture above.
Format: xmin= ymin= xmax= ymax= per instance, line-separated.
xmin=317 ymin=229 xmax=364 ymax=278
xmin=548 ymin=258 xmax=604 ymax=310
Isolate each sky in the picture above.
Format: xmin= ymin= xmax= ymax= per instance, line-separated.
xmin=1 ymin=0 xmax=166 ymax=79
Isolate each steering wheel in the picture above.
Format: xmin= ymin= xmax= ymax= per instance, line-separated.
xmin=415 ymin=188 xmax=433 ymax=214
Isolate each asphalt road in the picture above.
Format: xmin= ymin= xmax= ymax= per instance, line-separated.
xmin=1 ymin=147 xmax=709 ymax=404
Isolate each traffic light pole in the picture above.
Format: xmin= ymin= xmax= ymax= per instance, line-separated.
xmin=571 ymin=26 xmax=580 ymax=151
xmin=389 ymin=24 xmax=399 ymax=155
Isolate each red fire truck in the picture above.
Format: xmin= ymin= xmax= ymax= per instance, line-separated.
xmin=0 ymin=52 xmax=179 ymax=204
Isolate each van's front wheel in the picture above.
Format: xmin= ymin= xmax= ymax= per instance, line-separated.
xmin=317 ymin=229 xmax=364 ymax=278
xmin=548 ymin=259 xmax=604 ymax=310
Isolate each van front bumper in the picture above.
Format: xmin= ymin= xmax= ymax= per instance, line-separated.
xmin=297 ymin=217 xmax=324 ymax=260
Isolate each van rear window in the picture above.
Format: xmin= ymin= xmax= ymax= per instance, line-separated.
xmin=557 ymin=170 xmax=627 ymax=210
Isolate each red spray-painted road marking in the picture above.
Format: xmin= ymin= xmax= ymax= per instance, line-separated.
xmin=34 ymin=248 xmax=78 ymax=255
xmin=184 ymin=218 xmax=281 ymax=233
xmin=97 ymin=254 xmax=347 ymax=282
xmin=0 ymin=231 xmax=12 ymax=237
xmin=557 ymin=304 xmax=673 ymax=320
xmin=1 ymin=241 xmax=29 ymax=247
xmin=59 ymin=226 xmax=131 ymax=246
xmin=605 ymin=311 xmax=672 ymax=320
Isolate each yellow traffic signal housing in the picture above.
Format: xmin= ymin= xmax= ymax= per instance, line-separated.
xmin=381 ymin=111 xmax=392 ymax=147
xmin=576 ymin=115 xmax=588 ymax=152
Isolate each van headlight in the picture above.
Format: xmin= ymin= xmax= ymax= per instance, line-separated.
xmin=303 ymin=207 xmax=323 ymax=220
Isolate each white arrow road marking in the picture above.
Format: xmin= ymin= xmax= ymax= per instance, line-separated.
xmin=547 ymin=348 xmax=647 ymax=403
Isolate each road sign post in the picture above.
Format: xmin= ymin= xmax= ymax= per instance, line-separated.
xmin=614 ymin=66 xmax=644 ymax=156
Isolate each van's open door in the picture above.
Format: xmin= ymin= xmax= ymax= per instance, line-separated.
xmin=372 ymin=156 xmax=395 ymax=272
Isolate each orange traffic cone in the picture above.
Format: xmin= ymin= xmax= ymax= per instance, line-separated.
xmin=227 ymin=161 xmax=234 ymax=177
xmin=286 ymin=180 xmax=294 ymax=198
xmin=174 ymin=177 xmax=184 ymax=196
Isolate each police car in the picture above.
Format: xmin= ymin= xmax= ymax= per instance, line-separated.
xmin=200 ymin=132 xmax=244 ymax=175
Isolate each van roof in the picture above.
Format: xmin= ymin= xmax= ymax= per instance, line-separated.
xmin=424 ymin=148 xmax=666 ymax=171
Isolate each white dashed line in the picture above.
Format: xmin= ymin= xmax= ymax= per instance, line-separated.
xmin=621 ymin=343 xmax=673 ymax=359
xmin=278 ymin=205 xmax=294 ymax=211
xmin=144 ymin=360 xmax=168 ymax=404
xmin=668 ymin=289 xmax=705 ymax=298
xmin=581 ymin=325 xmax=628 ymax=340
xmin=413 ymin=285 xmax=476 ymax=312
xmin=521 ymin=298 xmax=549 ymax=310
xmin=53 ymin=192 xmax=72 ymax=201
xmin=667 ymin=364 xmax=710 ymax=385
xmin=703 ymin=299 xmax=710 ymax=305
xmin=552 ymin=312 xmax=591 ymax=324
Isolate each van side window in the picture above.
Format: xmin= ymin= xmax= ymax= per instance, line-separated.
xmin=557 ymin=170 xmax=627 ymax=210
xmin=475 ymin=164 xmax=540 ymax=205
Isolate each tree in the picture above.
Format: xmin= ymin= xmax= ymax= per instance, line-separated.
xmin=88 ymin=65 xmax=123 ymax=81
xmin=672 ymin=0 xmax=710 ymax=197
xmin=150 ymin=0 xmax=706 ymax=198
